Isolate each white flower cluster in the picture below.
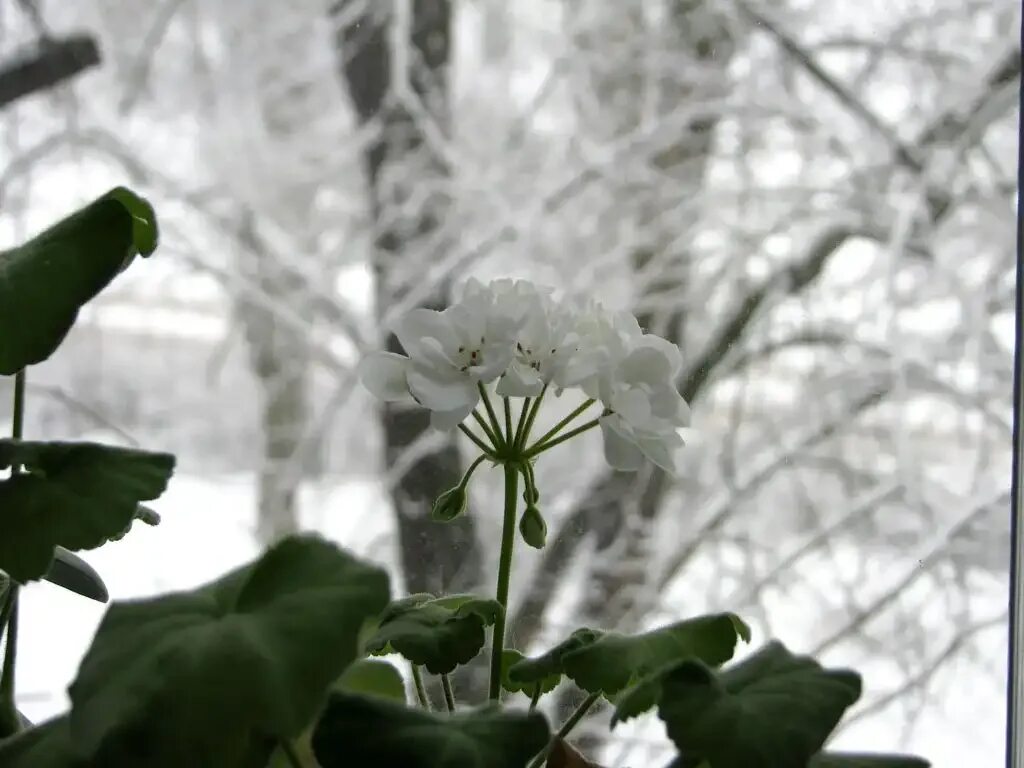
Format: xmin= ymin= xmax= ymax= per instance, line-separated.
xmin=360 ymin=278 xmax=691 ymax=472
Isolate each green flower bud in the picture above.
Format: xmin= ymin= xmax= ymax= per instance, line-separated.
xmin=431 ymin=486 xmax=468 ymax=523
xmin=518 ymin=504 xmax=547 ymax=549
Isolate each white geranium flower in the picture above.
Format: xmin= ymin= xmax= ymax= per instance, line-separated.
xmin=359 ymin=278 xmax=529 ymax=429
xmin=560 ymin=300 xmax=643 ymax=398
xmin=596 ymin=334 xmax=691 ymax=473
xmin=496 ymin=291 xmax=580 ymax=397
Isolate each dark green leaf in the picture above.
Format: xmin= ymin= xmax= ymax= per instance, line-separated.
xmin=500 ymin=650 xmax=559 ymax=696
xmin=366 ymin=594 xmax=502 ymax=674
xmin=0 ymin=440 xmax=175 ymax=583
xmin=0 ymin=716 xmax=77 ymax=768
xmin=311 ymin=692 xmax=549 ymax=768
xmin=65 ymin=534 xmax=390 ymax=767
xmin=658 ymin=641 xmax=862 ymax=768
xmin=336 ymin=659 xmax=406 ymax=702
xmin=508 ymin=628 xmax=604 ymax=687
xmin=0 ymin=187 xmax=158 ymax=374
xmin=808 ymin=752 xmax=930 ymax=768
xmin=42 ymin=547 xmax=108 ymax=602
xmin=512 ymin=613 xmax=749 ymax=697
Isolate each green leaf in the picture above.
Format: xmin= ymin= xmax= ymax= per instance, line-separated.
xmin=64 ymin=534 xmax=390 ymax=767
xmin=0 ymin=440 xmax=175 ymax=583
xmin=0 ymin=716 xmax=77 ymax=768
xmin=657 ymin=641 xmax=862 ymax=768
xmin=366 ymin=594 xmax=502 ymax=674
xmin=512 ymin=613 xmax=749 ymax=697
xmin=0 ymin=187 xmax=158 ymax=374
xmin=42 ymin=547 xmax=108 ymax=602
xmin=508 ymin=628 xmax=604 ymax=687
xmin=500 ymin=650 xmax=559 ymax=696
xmin=808 ymin=752 xmax=930 ymax=768
xmin=336 ymin=659 xmax=406 ymax=702
xmin=311 ymin=692 xmax=549 ymax=768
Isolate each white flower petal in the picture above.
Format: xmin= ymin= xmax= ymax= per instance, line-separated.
xmin=430 ymin=401 xmax=477 ymax=431
xmin=611 ymin=388 xmax=653 ymax=426
xmin=407 ymin=365 xmax=478 ymax=411
xmin=395 ymin=308 xmax=459 ymax=358
xmin=599 ymin=417 xmax=644 ymax=472
xmin=496 ymin=362 xmax=544 ymax=397
xmin=631 ymin=334 xmax=683 ymax=376
xmin=359 ymin=352 xmax=413 ymax=403
xmin=623 ymin=348 xmax=672 ymax=385
xmin=636 ymin=433 xmax=681 ymax=474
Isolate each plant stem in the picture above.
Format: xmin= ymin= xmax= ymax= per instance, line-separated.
xmin=513 ymin=397 xmax=532 ymax=449
xmin=471 ymin=409 xmax=501 ymax=449
xmin=458 ymin=423 xmax=496 ymax=457
xmin=0 ymin=370 xmax=26 ymax=735
xmin=278 ymin=739 xmax=303 ymax=768
xmin=477 ymin=383 xmax=506 ymax=450
xmin=517 ymin=386 xmax=546 ymax=450
xmin=503 ymin=396 xmax=513 ymax=445
xmin=525 ymin=418 xmax=601 ymax=458
xmin=411 ymin=664 xmax=431 ymax=710
xmin=440 ymin=673 xmax=456 ymax=712
xmin=520 ymin=461 xmax=537 ymax=503
xmin=526 ymin=692 xmax=601 ymax=768
xmin=488 ymin=462 xmax=519 ymax=700
xmin=12 ymin=369 xmax=25 ymax=439
xmin=525 ymin=398 xmax=595 ymax=453
xmin=528 ymin=684 xmax=541 ymax=712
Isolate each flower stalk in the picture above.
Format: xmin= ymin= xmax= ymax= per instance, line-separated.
xmin=488 ymin=461 xmax=520 ymax=700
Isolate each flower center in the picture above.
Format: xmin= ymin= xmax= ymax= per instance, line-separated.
xmin=456 ymin=337 xmax=486 ymax=372
xmin=517 ymin=342 xmax=558 ymax=372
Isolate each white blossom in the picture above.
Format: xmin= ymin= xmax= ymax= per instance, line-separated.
xmin=596 ymin=334 xmax=691 ymax=472
xmin=360 ymin=278 xmax=692 ymax=472
xmin=359 ymin=278 xmax=529 ymax=429
xmin=496 ymin=291 xmax=580 ymax=397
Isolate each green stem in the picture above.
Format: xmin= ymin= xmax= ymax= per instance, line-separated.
xmin=462 ymin=453 xmax=489 ymax=483
xmin=520 ymin=461 xmax=538 ymax=503
xmin=525 ymin=398 xmax=595 ymax=454
xmin=526 ymin=692 xmax=601 ymax=768
xmin=488 ymin=463 xmax=519 ymax=700
xmin=513 ymin=397 xmax=532 ymax=449
xmin=528 ymin=683 xmax=541 ymax=713
xmin=12 ymin=369 xmax=25 ymax=439
xmin=0 ymin=370 xmax=26 ymax=734
xmin=471 ymin=409 xmax=501 ymax=449
xmin=411 ymin=665 xmax=431 ymax=710
xmin=458 ymin=423 xmax=496 ymax=458
xmin=440 ymin=673 xmax=456 ymax=712
xmin=477 ymin=383 xmax=506 ymax=450
xmin=517 ymin=386 xmax=547 ymax=450
xmin=278 ymin=739 xmax=303 ymax=768
xmin=503 ymin=396 xmax=513 ymax=445
xmin=524 ymin=418 xmax=601 ymax=458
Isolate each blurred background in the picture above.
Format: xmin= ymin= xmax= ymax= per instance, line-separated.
xmin=0 ymin=0 xmax=1018 ymax=765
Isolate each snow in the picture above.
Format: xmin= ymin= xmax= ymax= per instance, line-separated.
xmin=12 ymin=473 xmax=1006 ymax=767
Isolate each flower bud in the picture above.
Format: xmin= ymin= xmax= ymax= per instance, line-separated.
xmin=431 ymin=486 xmax=468 ymax=522
xmin=518 ymin=504 xmax=547 ymax=549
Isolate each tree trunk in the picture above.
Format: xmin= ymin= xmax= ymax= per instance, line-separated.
xmin=330 ymin=1 xmax=483 ymax=596
xmin=235 ymin=212 xmax=311 ymax=545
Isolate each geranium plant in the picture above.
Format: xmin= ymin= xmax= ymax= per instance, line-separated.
xmin=0 ymin=193 xmax=931 ymax=768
